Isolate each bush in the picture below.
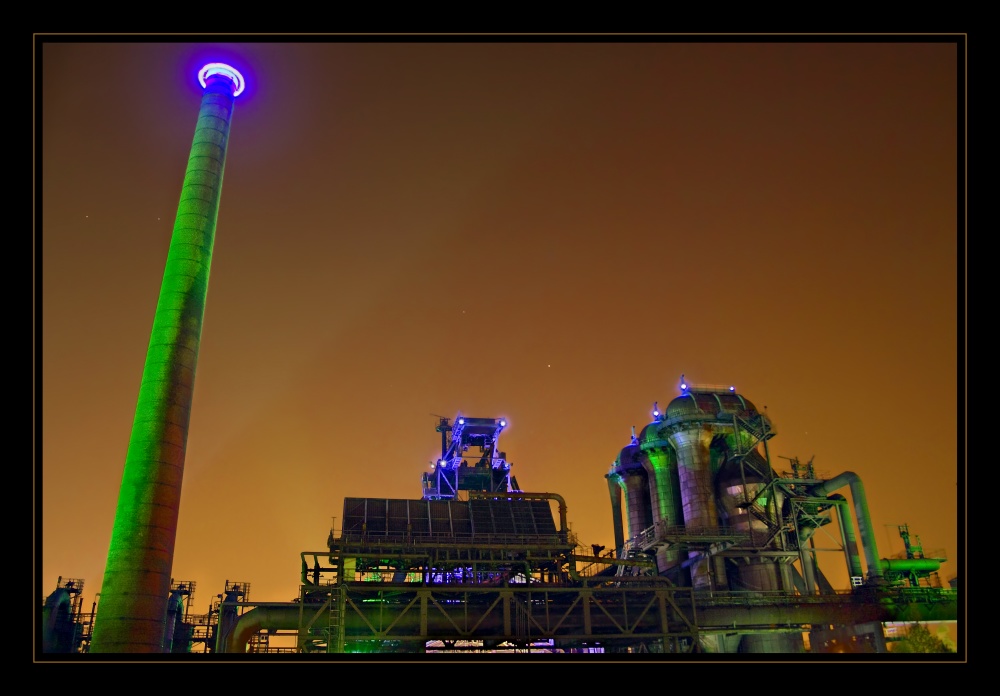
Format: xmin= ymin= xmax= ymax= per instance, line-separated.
xmin=891 ymin=622 xmax=954 ymax=653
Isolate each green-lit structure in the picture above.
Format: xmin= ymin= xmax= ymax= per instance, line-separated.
xmin=87 ymin=63 xmax=244 ymax=653
xmin=210 ymin=405 xmax=956 ymax=654
xmin=41 ymin=58 xmax=958 ymax=655
xmin=44 ymin=399 xmax=956 ymax=655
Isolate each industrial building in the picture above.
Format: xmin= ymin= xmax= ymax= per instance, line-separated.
xmin=39 ymin=60 xmax=958 ymax=656
xmin=41 ymin=391 xmax=958 ymax=655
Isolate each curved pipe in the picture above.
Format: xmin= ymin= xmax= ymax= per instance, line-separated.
xmin=808 ymin=472 xmax=881 ymax=579
xmin=220 ymin=606 xmax=302 ymax=654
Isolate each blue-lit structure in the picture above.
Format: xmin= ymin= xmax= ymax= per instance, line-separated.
xmin=422 ymin=415 xmax=518 ymax=500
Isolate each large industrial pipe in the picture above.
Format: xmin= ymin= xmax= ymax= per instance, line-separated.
xmin=879 ymin=558 xmax=942 ymax=574
xmin=793 ymin=494 xmax=864 ymax=593
xmin=610 ymin=435 xmax=654 ymax=556
xmin=605 ymin=470 xmax=625 ymax=554
xmin=807 ymin=472 xmax=882 ymax=581
xmin=638 ymin=425 xmax=683 ymax=580
xmin=796 ymin=521 xmax=819 ymax=595
xmin=666 ymin=426 xmax=717 ymax=588
xmin=89 ymin=63 xmax=245 ymax=653
xmin=219 ymin=606 xmax=302 ymax=654
xmin=827 ymin=494 xmax=864 ymax=581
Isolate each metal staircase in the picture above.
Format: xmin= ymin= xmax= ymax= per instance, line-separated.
xmin=615 ymin=540 xmax=655 ymax=578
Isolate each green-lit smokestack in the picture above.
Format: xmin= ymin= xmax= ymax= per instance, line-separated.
xmin=89 ymin=63 xmax=245 ymax=653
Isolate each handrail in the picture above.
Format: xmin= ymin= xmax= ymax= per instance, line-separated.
xmin=334 ymin=531 xmax=570 ymax=547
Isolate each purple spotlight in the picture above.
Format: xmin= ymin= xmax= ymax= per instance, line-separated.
xmin=458 ymin=418 xmax=465 ymax=425
xmin=499 ymin=419 xmax=507 ymax=428
xmin=198 ymin=62 xmax=246 ymax=97
xmin=729 ymin=386 xmax=736 ymax=392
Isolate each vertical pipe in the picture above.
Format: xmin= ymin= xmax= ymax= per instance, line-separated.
xmin=667 ymin=426 xmax=717 ymax=588
xmin=606 ymin=471 xmax=625 ymax=554
xmin=795 ymin=511 xmax=816 ymax=595
xmin=808 ymin=472 xmax=881 ymax=581
xmin=828 ymin=495 xmax=864 ymax=580
xmin=622 ymin=469 xmax=652 ymax=539
xmin=639 ymin=443 xmax=683 ymax=579
xmin=90 ymin=64 xmax=244 ymax=653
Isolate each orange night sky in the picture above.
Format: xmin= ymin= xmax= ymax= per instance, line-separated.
xmin=38 ymin=36 xmax=963 ymax=621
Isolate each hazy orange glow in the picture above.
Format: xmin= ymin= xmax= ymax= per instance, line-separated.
xmin=38 ymin=37 xmax=962 ymax=619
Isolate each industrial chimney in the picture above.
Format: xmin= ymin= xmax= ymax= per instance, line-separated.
xmin=89 ymin=62 xmax=245 ymax=653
